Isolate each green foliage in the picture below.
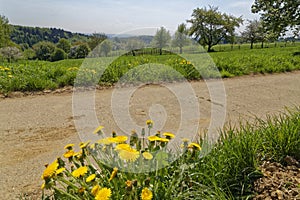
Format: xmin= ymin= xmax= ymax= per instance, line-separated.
xmin=151 ymin=27 xmax=171 ymax=55
xmin=0 ymin=59 xmax=83 ymax=93
xmin=0 ymin=15 xmax=11 ymax=48
xmin=125 ymin=38 xmax=145 ymax=52
xmin=251 ymin=0 xmax=300 ymax=36
xmin=187 ymin=6 xmax=243 ymax=52
xmin=10 ymin=25 xmax=89 ymax=47
xmin=98 ymin=53 xmax=200 ymax=85
xmin=33 ymin=41 xmax=56 ymax=61
xmin=211 ymin=45 xmax=300 ymax=75
xmin=0 ymin=45 xmax=300 ymax=94
xmin=23 ymin=48 xmax=36 ymax=60
xmin=0 ymin=46 xmax=23 ymax=62
xmin=172 ymin=23 xmax=190 ymax=54
xmin=56 ymin=38 xmax=71 ymax=54
xmin=99 ymin=40 xmax=112 ymax=57
xmin=69 ymin=43 xmax=90 ymax=59
xmin=256 ymin=110 xmax=300 ymax=161
xmin=241 ymin=20 xmax=265 ymax=49
xmin=87 ymin=33 xmax=107 ymax=50
xmin=51 ymin=48 xmax=66 ymax=62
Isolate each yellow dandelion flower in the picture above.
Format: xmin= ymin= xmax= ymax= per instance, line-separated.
xmin=86 ymin=174 xmax=96 ymax=182
xmin=95 ymin=187 xmax=112 ymax=200
xmin=142 ymin=152 xmax=153 ymax=160
xmin=74 ymin=151 xmax=82 ymax=158
xmin=148 ymin=135 xmax=161 ymax=142
xmin=159 ymin=138 xmax=169 ymax=143
xmin=163 ymin=132 xmax=175 ymax=139
xmin=109 ymin=136 xmax=128 ymax=143
xmin=182 ymin=138 xmax=189 ymax=142
xmin=98 ymin=137 xmax=114 ymax=145
xmin=141 ymin=187 xmax=153 ymax=200
xmin=4 ymin=67 xmax=10 ymax=71
xmin=146 ymin=120 xmax=153 ymax=126
xmin=8 ymin=75 xmax=13 ymax=78
xmin=118 ymin=148 xmax=140 ymax=162
xmin=91 ymin=185 xmax=101 ymax=196
xmin=115 ymin=144 xmax=131 ymax=152
xmin=41 ymin=183 xmax=45 ymax=190
xmin=72 ymin=166 xmax=88 ymax=178
xmin=42 ymin=159 xmax=59 ymax=180
xmin=188 ymin=142 xmax=201 ymax=150
xmin=63 ymin=150 xmax=75 ymax=158
xmin=89 ymin=143 xmax=95 ymax=149
xmin=78 ymin=187 xmax=85 ymax=194
xmin=108 ymin=167 xmax=118 ymax=181
xmin=93 ymin=125 xmax=104 ymax=134
xmin=64 ymin=143 xmax=74 ymax=150
xmin=55 ymin=167 xmax=65 ymax=175
xmin=79 ymin=141 xmax=90 ymax=149
xmin=125 ymin=180 xmax=132 ymax=187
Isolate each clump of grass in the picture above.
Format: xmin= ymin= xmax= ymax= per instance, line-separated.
xmin=182 ymin=107 xmax=300 ymax=199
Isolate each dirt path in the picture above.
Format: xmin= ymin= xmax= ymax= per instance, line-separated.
xmin=1 ymin=71 xmax=300 ymax=199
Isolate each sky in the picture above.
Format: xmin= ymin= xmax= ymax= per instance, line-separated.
xmin=0 ymin=0 xmax=258 ymax=35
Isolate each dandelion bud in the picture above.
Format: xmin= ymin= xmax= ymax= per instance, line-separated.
xmin=132 ymin=179 xmax=138 ymax=187
xmin=144 ymin=177 xmax=151 ymax=187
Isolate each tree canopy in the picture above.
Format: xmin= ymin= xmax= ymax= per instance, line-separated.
xmin=10 ymin=25 xmax=89 ymax=47
xmin=0 ymin=15 xmax=11 ymax=48
xmin=151 ymin=27 xmax=171 ymax=55
xmin=241 ymin=20 xmax=265 ymax=49
xmin=87 ymin=33 xmax=107 ymax=50
xmin=252 ymin=0 xmax=300 ymax=37
xmin=57 ymin=38 xmax=71 ymax=54
xmin=187 ymin=6 xmax=242 ymax=52
xmin=33 ymin=41 xmax=56 ymax=61
xmin=172 ymin=23 xmax=189 ymax=54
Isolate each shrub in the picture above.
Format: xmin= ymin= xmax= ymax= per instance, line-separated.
xmin=0 ymin=46 xmax=23 ymax=62
xmin=69 ymin=43 xmax=90 ymax=59
xmin=51 ymin=48 xmax=66 ymax=62
xmin=33 ymin=41 xmax=56 ymax=61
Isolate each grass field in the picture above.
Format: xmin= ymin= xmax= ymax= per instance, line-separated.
xmin=0 ymin=44 xmax=299 ymax=94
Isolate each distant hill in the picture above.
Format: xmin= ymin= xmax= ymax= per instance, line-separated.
xmin=9 ymin=24 xmax=155 ymax=50
xmin=10 ymin=25 xmax=89 ymax=47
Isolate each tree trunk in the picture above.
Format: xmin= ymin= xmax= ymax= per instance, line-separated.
xmin=207 ymin=45 xmax=212 ymax=52
xmin=250 ymin=41 xmax=253 ymax=49
xmin=179 ymin=47 xmax=182 ymax=54
xmin=159 ymin=48 xmax=162 ymax=55
xmin=261 ymin=41 xmax=264 ymax=49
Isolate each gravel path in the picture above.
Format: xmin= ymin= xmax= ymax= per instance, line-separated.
xmin=1 ymin=71 xmax=300 ymax=199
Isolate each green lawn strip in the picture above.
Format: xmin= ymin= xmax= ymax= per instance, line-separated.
xmin=1 ymin=45 xmax=300 ymax=94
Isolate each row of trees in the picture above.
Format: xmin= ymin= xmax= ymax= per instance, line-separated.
xmin=0 ymin=0 xmax=299 ymax=61
xmin=30 ymin=36 xmax=113 ymax=61
xmin=186 ymin=1 xmax=299 ymax=51
xmin=147 ymin=1 xmax=299 ymax=53
xmin=10 ymin=25 xmax=89 ymax=47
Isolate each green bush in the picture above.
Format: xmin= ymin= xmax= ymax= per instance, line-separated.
xmin=33 ymin=41 xmax=56 ymax=61
xmin=51 ymin=48 xmax=66 ymax=62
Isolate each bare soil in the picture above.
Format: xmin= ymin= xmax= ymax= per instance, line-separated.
xmin=1 ymin=71 xmax=300 ymax=199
